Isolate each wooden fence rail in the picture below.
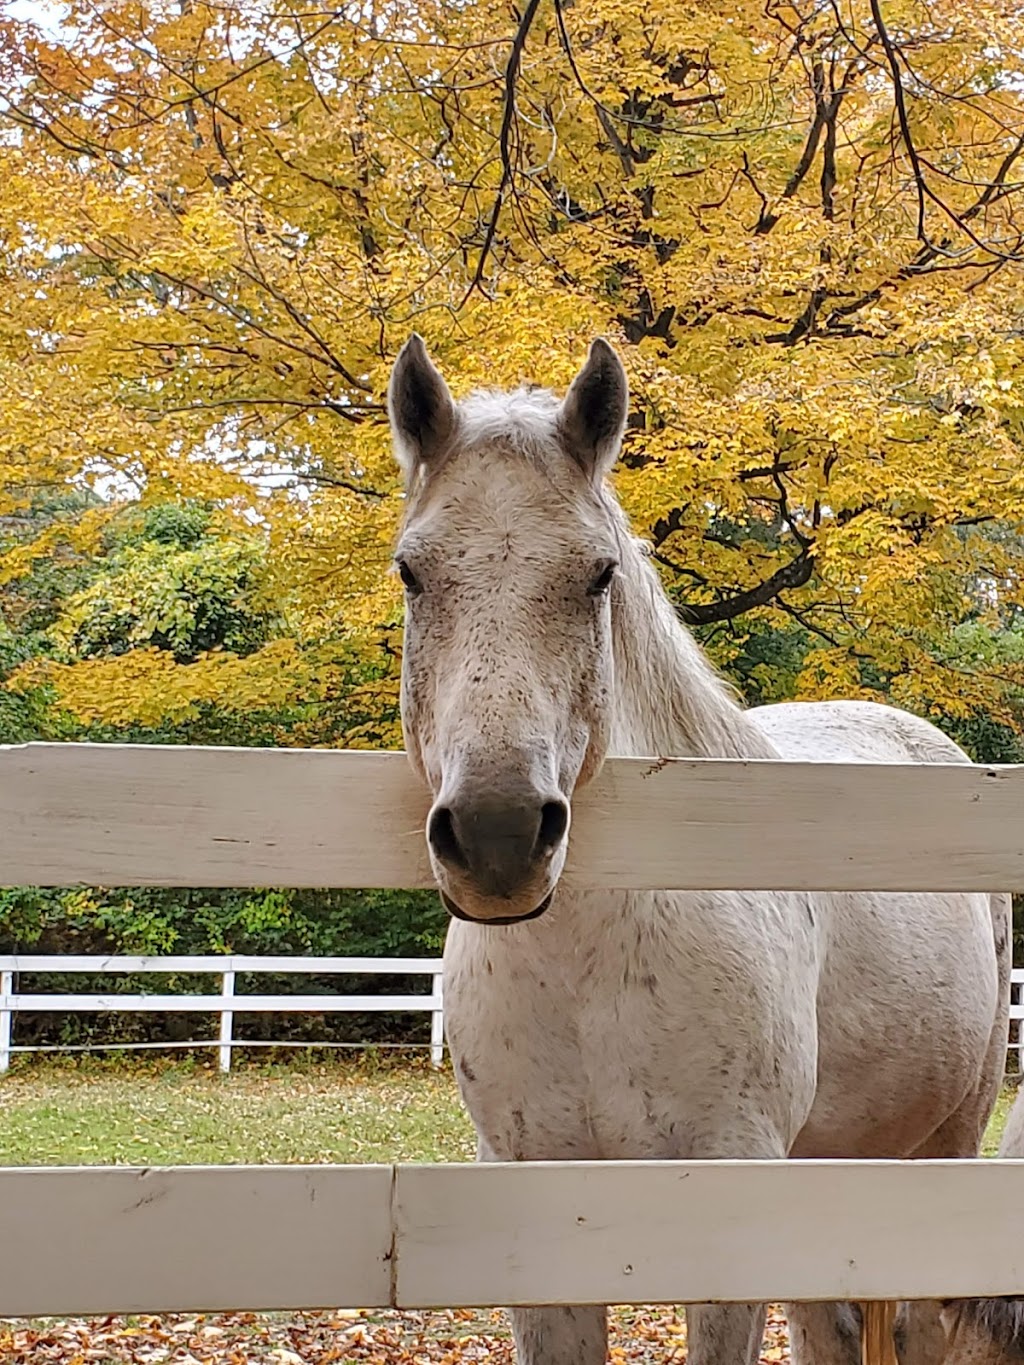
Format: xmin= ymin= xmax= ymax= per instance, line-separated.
xmin=4 ymin=742 xmax=1024 ymax=890
xmin=3 ymin=1160 xmax=1024 ymax=1317
xmin=3 ymin=742 xmax=1024 ymax=1320
xmin=0 ymin=955 xmax=445 ymax=1073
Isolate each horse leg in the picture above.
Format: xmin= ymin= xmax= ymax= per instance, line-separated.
xmin=788 ymin=1303 xmax=905 ymax=1365
xmin=470 ymin=1136 xmax=607 ymax=1365
xmin=892 ymin=1102 xmax=1003 ymax=1365
xmin=686 ymin=1303 xmax=768 ymax=1365
xmin=791 ymin=1078 xmax=1000 ymax=1365
xmin=894 ymin=902 xmax=1009 ymax=1365
xmin=684 ymin=1119 xmax=796 ymax=1365
xmin=786 ymin=1304 xmax=862 ymax=1365
xmin=510 ymin=1306 xmax=608 ymax=1365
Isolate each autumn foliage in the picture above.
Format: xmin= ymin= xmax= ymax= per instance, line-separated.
xmin=4 ymin=0 xmax=1024 ymax=740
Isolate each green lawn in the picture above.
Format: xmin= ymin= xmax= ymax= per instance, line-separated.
xmin=0 ymin=1055 xmax=475 ymax=1166
xmin=0 ymin=1053 xmax=1016 ymax=1166
xmin=984 ymin=1083 xmax=1016 ymax=1155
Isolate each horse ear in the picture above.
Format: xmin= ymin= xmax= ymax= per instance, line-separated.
xmin=558 ymin=338 xmax=629 ymax=477
xmin=388 ymin=334 xmax=456 ymax=478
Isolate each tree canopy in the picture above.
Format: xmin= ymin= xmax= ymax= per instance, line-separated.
xmin=4 ymin=0 xmax=1024 ymax=736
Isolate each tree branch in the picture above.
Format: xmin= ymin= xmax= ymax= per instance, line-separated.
xmin=679 ymin=551 xmax=815 ymax=625
xmin=460 ymin=0 xmax=544 ymax=306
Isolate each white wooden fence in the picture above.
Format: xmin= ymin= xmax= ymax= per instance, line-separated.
xmin=3 ymin=740 xmax=1024 ymax=1319
xmin=1012 ymin=970 xmax=1024 ymax=1072
xmin=0 ymin=955 xmax=445 ymax=1074
xmin=5 ymin=956 xmax=1024 ymax=1076
xmin=5 ymin=1159 xmax=1024 ymax=1316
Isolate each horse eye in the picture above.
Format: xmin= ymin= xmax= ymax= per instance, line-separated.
xmin=587 ymin=561 xmax=618 ymax=597
xmin=397 ymin=559 xmax=422 ymax=594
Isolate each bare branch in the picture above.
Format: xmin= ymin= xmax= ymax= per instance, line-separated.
xmin=460 ymin=0 xmax=544 ymax=306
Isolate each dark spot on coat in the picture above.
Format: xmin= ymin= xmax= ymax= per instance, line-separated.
xmin=641 ymin=973 xmax=657 ymax=992
xmin=511 ymin=1107 xmax=527 ymax=1159
xmin=459 ymin=1059 xmax=477 ymax=1083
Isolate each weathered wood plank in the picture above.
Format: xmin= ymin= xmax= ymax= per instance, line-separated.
xmin=0 ymin=1165 xmax=393 ymax=1316
xmin=0 ymin=744 xmax=431 ymax=890
xmin=3 ymin=742 xmax=1024 ymax=890
xmin=393 ymin=1160 xmax=1024 ymax=1308
xmin=7 ymin=1161 xmax=1024 ymax=1317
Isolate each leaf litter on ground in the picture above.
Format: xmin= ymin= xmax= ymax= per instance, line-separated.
xmin=0 ymin=1305 xmax=792 ymax=1364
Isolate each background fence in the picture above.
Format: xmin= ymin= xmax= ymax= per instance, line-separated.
xmin=4 ymin=953 xmax=1023 ymax=1076
xmin=4 ymin=741 xmax=1024 ymax=1318
xmin=0 ymin=955 xmax=445 ymax=1072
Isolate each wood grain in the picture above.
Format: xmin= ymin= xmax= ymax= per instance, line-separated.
xmin=6 ymin=1160 xmax=1024 ymax=1316
xmin=0 ymin=1165 xmax=393 ymax=1316
xmin=3 ymin=742 xmax=1024 ymax=890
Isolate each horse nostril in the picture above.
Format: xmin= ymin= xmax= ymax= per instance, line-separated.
xmin=537 ymin=800 xmax=569 ymax=853
xmin=428 ymin=806 xmax=468 ymax=870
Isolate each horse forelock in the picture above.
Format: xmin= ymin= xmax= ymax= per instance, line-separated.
xmin=457 ymin=385 xmax=564 ymax=460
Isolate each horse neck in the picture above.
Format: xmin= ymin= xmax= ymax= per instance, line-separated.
xmin=609 ymin=538 xmax=779 ymax=761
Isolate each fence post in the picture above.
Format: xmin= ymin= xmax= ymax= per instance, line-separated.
xmin=430 ymin=971 xmax=444 ymax=1069
xmin=219 ymin=970 xmax=235 ymax=1074
xmin=0 ymin=970 xmax=12 ymax=1074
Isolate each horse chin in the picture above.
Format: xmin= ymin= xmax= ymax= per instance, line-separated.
xmin=440 ymin=890 xmax=553 ymax=926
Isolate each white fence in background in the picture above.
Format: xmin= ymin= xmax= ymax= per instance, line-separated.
xmin=0 ymin=955 xmax=445 ymax=1074
xmin=1012 ymin=970 xmax=1024 ymax=1071
xmin=3 ymin=741 xmax=1024 ymax=1320
xmin=4 ymin=955 xmax=1023 ymax=1077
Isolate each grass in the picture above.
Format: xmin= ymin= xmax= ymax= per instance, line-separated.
xmin=0 ymin=1053 xmax=1016 ymax=1166
xmin=984 ymin=1082 xmax=1017 ymax=1155
xmin=0 ymin=1053 xmax=476 ymax=1166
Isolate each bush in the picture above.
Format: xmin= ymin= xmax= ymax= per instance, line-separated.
xmin=0 ymin=884 xmax=448 ymax=1051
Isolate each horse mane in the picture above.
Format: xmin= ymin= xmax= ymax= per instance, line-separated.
xmin=432 ymin=383 xmax=779 ymax=763
xmin=606 ymin=512 xmax=778 ymax=760
xmin=947 ymin=1300 xmax=1024 ymax=1356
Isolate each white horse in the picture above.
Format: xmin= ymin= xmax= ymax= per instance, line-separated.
xmin=387 ymin=334 xmax=1010 ymax=1365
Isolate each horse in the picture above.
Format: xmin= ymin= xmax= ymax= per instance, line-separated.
xmin=387 ymin=333 xmax=1011 ymax=1365
xmin=934 ymin=1300 xmax=1024 ymax=1365
xmin=906 ymin=1088 xmax=1024 ymax=1365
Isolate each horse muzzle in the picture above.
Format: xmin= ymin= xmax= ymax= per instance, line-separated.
xmin=426 ymin=785 xmax=570 ymax=925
